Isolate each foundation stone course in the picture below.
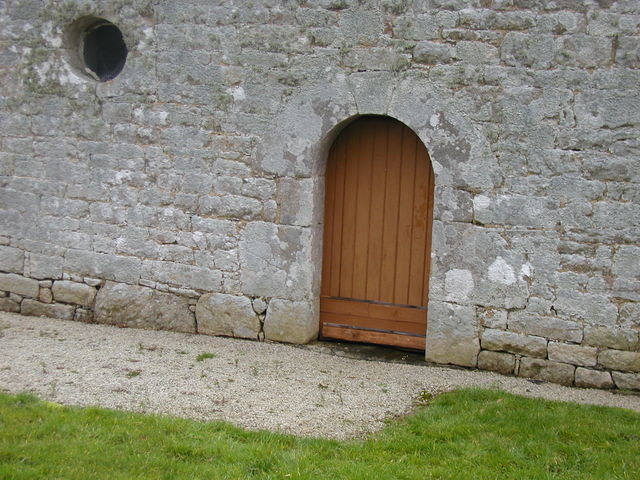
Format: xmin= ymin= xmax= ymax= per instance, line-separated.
xmin=598 ymin=350 xmax=640 ymax=373
xmin=21 ymin=299 xmax=75 ymax=320
xmin=264 ymin=299 xmax=318 ymax=345
xmin=477 ymin=350 xmax=515 ymax=375
xmin=481 ymin=329 xmax=548 ymax=359
xmin=95 ymin=282 xmax=195 ymax=333
xmin=195 ymin=293 xmax=260 ymax=340
xmin=518 ymin=358 xmax=576 ymax=387
xmin=548 ymin=342 xmax=598 ymax=367
xmin=0 ymin=274 xmax=39 ymax=299
xmin=575 ymin=368 xmax=614 ymax=389
xmin=612 ymin=371 xmax=640 ymax=391
xmin=52 ymin=281 xmax=97 ymax=307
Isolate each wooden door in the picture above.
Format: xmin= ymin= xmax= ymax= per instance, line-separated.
xmin=320 ymin=116 xmax=435 ymax=350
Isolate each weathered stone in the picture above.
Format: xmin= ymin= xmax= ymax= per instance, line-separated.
xmin=508 ymin=313 xmax=583 ymax=343
xmin=74 ymin=308 xmax=94 ymax=323
xmin=575 ymin=368 xmax=614 ymax=389
xmin=426 ymin=302 xmax=479 ymax=368
xmin=21 ymin=299 xmax=75 ymax=320
xmin=38 ymin=287 xmax=53 ymax=304
xmin=478 ymin=308 xmax=507 ymax=330
xmin=195 ymin=293 xmax=260 ymax=339
xmin=252 ymin=297 xmax=268 ymax=315
xmin=481 ymin=329 xmax=547 ymax=358
xmin=263 ymin=298 xmax=317 ymax=344
xmin=52 ymin=281 xmax=97 ymax=307
xmin=518 ymin=358 xmax=576 ymax=386
xmin=611 ymin=371 xmax=640 ymax=391
xmin=413 ymin=41 xmax=454 ymax=64
xmin=0 ymin=246 xmax=24 ymax=273
xmin=0 ymin=273 xmax=39 ymax=298
xmin=584 ymin=325 xmax=639 ymax=350
xmin=84 ymin=277 xmax=102 ymax=287
xmin=548 ymin=342 xmax=597 ymax=367
xmin=0 ymin=297 xmax=20 ymax=313
xmin=598 ymin=350 xmax=640 ymax=373
xmin=477 ymin=350 xmax=515 ymax=375
xmin=94 ymin=282 xmax=195 ymax=333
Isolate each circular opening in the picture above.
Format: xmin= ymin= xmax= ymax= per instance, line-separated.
xmin=81 ymin=21 xmax=128 ymax=81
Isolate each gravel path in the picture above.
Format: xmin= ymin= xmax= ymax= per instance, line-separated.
xmin=1 ymin=312 xmax=639 ymax=440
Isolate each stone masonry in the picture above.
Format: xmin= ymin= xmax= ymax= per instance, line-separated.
xmin=0 ymin=0 xmax=638 ymax=391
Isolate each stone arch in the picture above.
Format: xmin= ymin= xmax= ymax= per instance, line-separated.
xmin=256 ymin=72 xmax=496 ymax=360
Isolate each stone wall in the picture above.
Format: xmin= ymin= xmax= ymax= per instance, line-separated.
xmin=0 ymin=0 xmax=638 ymax=391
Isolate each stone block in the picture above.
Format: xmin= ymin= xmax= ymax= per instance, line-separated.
xmin=52 ymin=281 xmax=97 ymax=307
xmin=584 ymin=326 xmax=638 ymax=350
xmin=38 ymin=287 xmax=53 ymax=303
xmin=508 ymin=313 xmax=583 ymax=343
xmin=548 ymin=342 xmax=597 ymax=367
xmin=0 ymin=246 xmax=24 ymax=273
xmin=612 ymin=371 xmax=640 ymax=391
xmin=0 ymin=297 xmax=20 ymax=313
xmin=598 ymin=350 xmax=640 ymax=373
xmin=575 ymin=368 xmax=614 ymax=389
xmin=518 ymin=358 xmax=576 ymax=387
xmin=21 ymin=299 xmax=75 ymax=320
xmin=196 ymin=293 xmax=260 ymax=339
xmin=478 ymin=308 xmax=507 ymax=330
xmin=0 ymin=273 xmax=39 ymax=298
xmin=426 ymin=302 xmax=480 ymax=368
xmin=481 ymin=328 xmax=547 ymax=358
xmin=477 ymin=350 xmax=515 ymax=375
xmin=413 ymin=41 xmax=454 ymax=64
xmin=252 ymin=297 xmax=268 ymax=315
xmin=94 ymin=281 xmax=195 ymax=333
xmin=263 ymin=298 xmax=317 ymax=344
xmin=74 ymin=308 xmax=94 ymax=323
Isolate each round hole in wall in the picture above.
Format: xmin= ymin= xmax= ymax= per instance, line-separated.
xmin=81 ymin=20 xmax=128 ymax=81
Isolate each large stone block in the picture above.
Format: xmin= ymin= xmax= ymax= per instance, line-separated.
xmin=611 ymin=371 xmax=640 ymax=391
xmin=21 ymin=299 xmax=75 ymax=320
xmin=584 ymin=326 xmax=638 ymax=350
xmin=575 ymin=368 xmax=614 ymax=389
xmin=94 ymin=281 xmax=195 ymax=333
xmin=239 ymin=222 xmax=313 ymax=300
xmin=0 ymin=297 xmax=20 ymax=313
xmin=0 ymin=246 xmax=24 ymax=273
xmin=263 ymin=298 xmax=317 ymax=344
xmin=196 ymin=293 xmax=260 ymax=339
xmin=548 ymin=342 xmax=597 ymax=367
xmin=598 ymin=350 xmax=640 ymax=373
xmin=52 ymin=281 xmax=97 ymax=307
xmin=508 ymin=313 xmax=583 ymax=343
xmin=518 ymin=358 xmax=576 ymax=386
xmin=477 ymin=350 xmax=515 ymax=375
xmin=481 ymin=328 xmax=547 ymax=358
xmin=426 ymin=302 xmax=479 ymax=368
xmin=0 ymin=273 xmax=39 ymax=298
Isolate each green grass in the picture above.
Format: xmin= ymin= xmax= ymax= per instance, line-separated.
xmin=195 ymin=352 xmax=217 ymax=362
xmin=0 ymin=389 xmax=638 ymax=479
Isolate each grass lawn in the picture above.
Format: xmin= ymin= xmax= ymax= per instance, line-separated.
xmin=0 ymin=388 xmax=638 ymax=479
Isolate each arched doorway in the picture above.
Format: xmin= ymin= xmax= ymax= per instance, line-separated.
xmin=320 ymin=116 xmax=435 ymax=350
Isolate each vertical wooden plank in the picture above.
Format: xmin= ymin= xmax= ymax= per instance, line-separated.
xmin=379 ymin=121 xmax=403 ymax=304
xmin=339 ymin=121 xmax=360 ymax=298
xmin=329 ymin=134 xmax=347 ymax=296
xmin=365 ymin=118 xmax=388 ymax=301
xmin=394 ymin=125 xmax=418 ymax=305
xmin=352 ymin=118 xmax=374 ymax=299
xmin=408 ymin=142 xmax=430 ymax=307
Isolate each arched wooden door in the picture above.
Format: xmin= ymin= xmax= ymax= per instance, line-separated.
xmin=320 ymin=116 xmax=435 ymax=350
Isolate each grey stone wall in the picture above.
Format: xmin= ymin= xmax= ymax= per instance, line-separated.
xmin=0 ymin=0 xmax=638 ymax=391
